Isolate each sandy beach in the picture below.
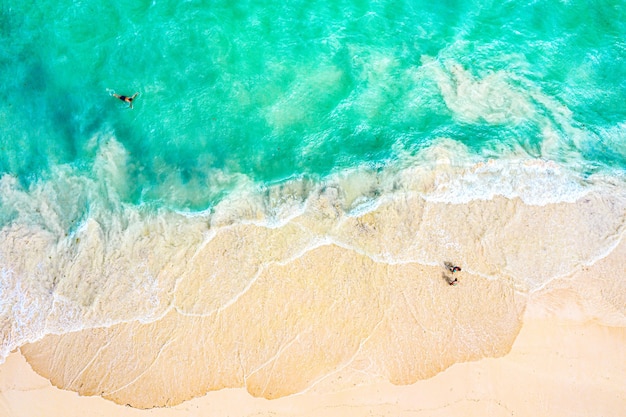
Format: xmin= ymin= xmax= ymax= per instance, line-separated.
xmin=1 ymin=313 xmax=625 ymax=416
xmin=2 ymin=183 xmax=625 ymax=416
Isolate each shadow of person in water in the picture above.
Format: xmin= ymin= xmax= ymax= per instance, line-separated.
xmin=443 ymin=272 xmax=458 ymax=286
xmin=444 ymin=261 xmax=461 ymax=274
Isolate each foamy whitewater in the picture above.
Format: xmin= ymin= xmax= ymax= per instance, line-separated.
xmin=2 ymin=0 xmax=626 ymax=408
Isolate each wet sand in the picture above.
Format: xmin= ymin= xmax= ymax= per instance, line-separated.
xmin=2 ymin=314 xmax=625 ymax=416
xmin=1 ymin=163 xmax=625 ymax=415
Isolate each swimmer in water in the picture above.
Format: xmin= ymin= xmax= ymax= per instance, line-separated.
xmin=110 ymin=91 xmax=139 ymax=108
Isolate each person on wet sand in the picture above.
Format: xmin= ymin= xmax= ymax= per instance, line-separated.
xmin=443 ymin=262 xmax=462 ymax=286
xmin=111 ymin=91 xmax=139 ymax=108
xmin=443 ymin=273 xmax=458 ymax=286
xmin=444 ymin=262 xmax=462 ymax=274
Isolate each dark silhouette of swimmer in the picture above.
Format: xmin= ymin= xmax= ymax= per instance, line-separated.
xmin=111 ymin=91 xmax=139 ymax=108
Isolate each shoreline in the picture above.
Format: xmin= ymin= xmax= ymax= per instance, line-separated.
xmin=2 ymin=149 xmax=625 ymax=412
xmin=8 ymin=189 xmax=625 ymax=409
xmin=5 ymin=148 xmax=623 ymax=362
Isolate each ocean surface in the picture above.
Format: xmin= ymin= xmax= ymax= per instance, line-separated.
xmin=2 ymin=0 xmax=626 ymax=397
xmin=2 ymin=0 xmax=625 ymax=211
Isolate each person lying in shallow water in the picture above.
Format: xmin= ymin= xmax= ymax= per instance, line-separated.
xmin=444 ymin=261 xmax=461 ymax=274
xmin=443 ymin=273 xmax=458 ymax=286
xmin=110 ymin=91 xmax=139 ymax=108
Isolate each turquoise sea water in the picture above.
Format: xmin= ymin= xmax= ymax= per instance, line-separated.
xmin=2 ymin=0 xmax=625 ymax=214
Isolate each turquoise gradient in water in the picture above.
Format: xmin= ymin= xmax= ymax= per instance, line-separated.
xmin=1 ymin=0 xmax=625 ymax=211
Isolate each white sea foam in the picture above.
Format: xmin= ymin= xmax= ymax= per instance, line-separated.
xmin=428 ymin=58 xmax=534 ymax=125
xmin=1 ymin=134 xmax=625 ymax=363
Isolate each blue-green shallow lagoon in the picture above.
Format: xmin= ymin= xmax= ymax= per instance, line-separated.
xmin=1 ymin=0 xmax=626 ymax=212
